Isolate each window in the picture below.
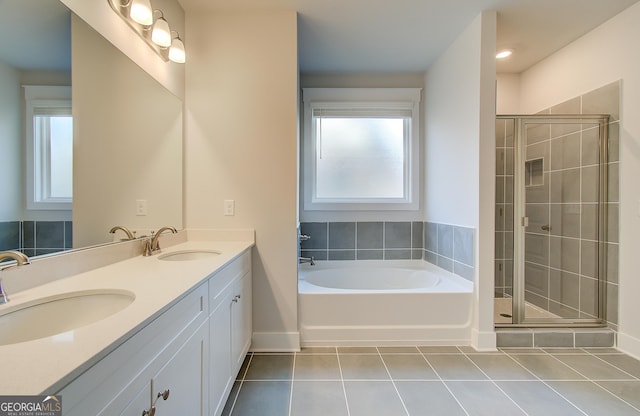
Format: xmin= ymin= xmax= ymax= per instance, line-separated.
xmin=24 ymin=86 xmax=73 ymax=210
xmin=302 ymin=88 xmax=421 ymax=211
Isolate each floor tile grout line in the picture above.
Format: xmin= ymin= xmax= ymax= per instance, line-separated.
xmin=583 ymin=349 xmax=640 ymax=381
xmin=540 ymin=350 xmax=640 ymax=414
xmin=590 ymin=380 xmax=640 ymax=413
xmin=418 ymin=350 xmax=471 ymax=416
xmin=460 ymin=349 xmax=532 ymax=416
xmin=502 ymin=350 xmax=590 ymax=416
xmin=227 ymin=353 xmax=254 ymax=416
xmin=335 ymin=347 xmax=352 ymax=416
xmin=287 ymin=352 xmax=296 ymax=416
xmin=376 ymin=347 xmax=410 ymax=416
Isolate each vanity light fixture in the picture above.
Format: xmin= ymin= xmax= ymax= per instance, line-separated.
xmin=107 ymin=0 xmax=186 ymax=64
xmin=169 ymin=32 xmax=186 ymax=63
xmin=151 ymin=11 xmax=172 ymax=47
xmin=496 ymin=49 xmax=513 ymax=59
xmin=129 ymin=0 xmax=153 ymax=26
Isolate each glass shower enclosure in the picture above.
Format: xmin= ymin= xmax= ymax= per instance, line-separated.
xmin=495 ymin=115 xmax=609 ymax=326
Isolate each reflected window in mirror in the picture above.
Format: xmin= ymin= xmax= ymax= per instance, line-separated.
xmin=24 ymin=86 xmax=72 ymax=211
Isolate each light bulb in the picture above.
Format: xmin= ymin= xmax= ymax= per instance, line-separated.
xmin=151 ymin=17 xmax=171 ymax=47
xmin=169 ymin=37 xmax=186 ymax=63
xmin=129 ymin=0 xmax=153 ymax=26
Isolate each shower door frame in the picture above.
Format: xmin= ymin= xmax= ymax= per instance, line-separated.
xmin=498 ymin=114 xmax=609 ymax=327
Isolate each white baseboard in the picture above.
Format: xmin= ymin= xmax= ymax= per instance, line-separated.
xmin=617 ymin=332 xmax=640 ymax=359
xmin=471 ymin=328 xmax=497 ymax=351
xmin=250 ymin=332 xmax=300 ymax=352
xmin=299 ymin=325 xmax=472 ymax=347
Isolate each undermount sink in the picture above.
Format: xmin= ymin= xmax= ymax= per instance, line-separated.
xmin=157 ymin=250 xmax=221 ymax=261
xmin=0 ymin=290 xmax=135 ymax=346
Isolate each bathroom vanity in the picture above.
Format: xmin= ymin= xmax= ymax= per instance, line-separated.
xmin=0 ymin=233 xmax=253 ymax=416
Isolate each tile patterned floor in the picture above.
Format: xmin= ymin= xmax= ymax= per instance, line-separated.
xmin=222 ymin=346 xmax=640 ymax=415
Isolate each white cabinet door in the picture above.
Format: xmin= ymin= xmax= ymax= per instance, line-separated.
xmin=231 ymin=272 xmax=252 ymax=371
xmin=209 ymin=291 xmax=233 ymax=416
xmin=98 ymin=381 xmax=151 ymax=416
xmin=152 ymin=322 xmax=208 ymax=416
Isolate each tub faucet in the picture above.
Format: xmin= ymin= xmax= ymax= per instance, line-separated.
xmin=109 ymin=225 xmax=136 ymax=241
xmin=143 ymin=226 xmax=178 ymax=256
xmin=299 ymin=256 xmax=315 ymax=266
xmin=0 ymin=251 xmax=31 ymax=304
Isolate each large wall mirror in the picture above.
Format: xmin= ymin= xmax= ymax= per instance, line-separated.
xmin=0 ymin=0 xmax=183 ymax=257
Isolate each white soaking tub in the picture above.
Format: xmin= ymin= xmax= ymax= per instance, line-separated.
xmin=298 ymin=260 xmax=473 ymax=346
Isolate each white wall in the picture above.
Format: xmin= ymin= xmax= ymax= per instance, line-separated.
xmin=60 ymin=0 xmax=185 ymax=99
xmin=0 ymin=62 xmax=21 ymax=220
xmin=424 ymin=11 xmax=496 ymax=350
xmin=185 ymin=10 xmax=300 ymax=351
xmin=511 ymin=2 xmax=640 ymax=357
xmin=496 ymin=73 xmax=520 ymax=114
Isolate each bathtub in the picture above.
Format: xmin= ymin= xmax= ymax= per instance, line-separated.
xmin=298 ymin=260 xmax=473 ymax=346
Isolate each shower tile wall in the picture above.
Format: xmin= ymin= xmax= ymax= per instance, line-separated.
xmin=299 ymin=221 xmax=475 ymax=282
xmin=495 ymin=119 xmax=515 ymax=298
xmin=0 ymin=220 xmax=72 ymax=258
xmin=497 ymin=81 xmax=620 ymax=328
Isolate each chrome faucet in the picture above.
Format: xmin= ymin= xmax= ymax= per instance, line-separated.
xmin=299 ymin=256 xmax=315 ymax=266
xmin=143 ymin=226 xmax=177 ymax=256
xmin=0 ymin=251 xmax=31 ymax=304
xmin=109 ymin=225 xmax=136 ymax=241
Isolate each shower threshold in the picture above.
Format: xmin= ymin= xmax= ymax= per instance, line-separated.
xmin=494 ymin=297 xmax=559 ymax=324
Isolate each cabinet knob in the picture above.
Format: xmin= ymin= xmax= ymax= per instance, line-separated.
xmin=142 ymin=407 xmax=155 ymax=416
xmin=157 ymin=389 xmax=170 ymax=401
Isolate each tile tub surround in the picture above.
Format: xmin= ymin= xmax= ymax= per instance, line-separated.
xmin=0 ymin=220 xmax=72 ymax=257
xmin=223 ymin=347 xmax=640 ymax=416
xmin=299 ymin=221 xmax=474 ymax=281
xmin=423 ymin=222 xmax=475 ymax=281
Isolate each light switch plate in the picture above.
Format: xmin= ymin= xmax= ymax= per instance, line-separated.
xmin=224 ymin=200 xmax=235 ymax=216
xmin=136 ymin=199 xmax=148 ymax=216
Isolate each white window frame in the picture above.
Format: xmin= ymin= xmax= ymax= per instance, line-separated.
xmin=24 ymin=85 xmax=72 ymax=211
xmin=302 ymin=88 xmax=421 ymax=211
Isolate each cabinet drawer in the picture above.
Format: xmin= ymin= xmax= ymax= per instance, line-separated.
xmin=60 ymin=283 xmax=208 ymax=415
xmin=208 ymin=250 xmax=251 ymax=312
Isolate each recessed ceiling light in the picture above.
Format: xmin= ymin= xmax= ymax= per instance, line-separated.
xmin=496 ymin=49 xmax=513 ymax=59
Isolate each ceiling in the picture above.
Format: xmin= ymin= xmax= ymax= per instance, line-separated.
xmin=0 ymin=0 xmax=71 ymax=71
xmin=178 ymin=0 xmax=639 ymax=74
xmin=2 ymin=0 xmax=637 ymax=74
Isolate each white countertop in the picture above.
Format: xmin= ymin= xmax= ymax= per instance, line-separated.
xmin=0 ymin=239 xmax=253 ymax=395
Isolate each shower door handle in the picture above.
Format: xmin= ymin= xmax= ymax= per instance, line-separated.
xmin=541 ymin=224 xmax=552 ymax=231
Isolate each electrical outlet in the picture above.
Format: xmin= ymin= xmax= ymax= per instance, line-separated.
xmin=224 ymin=200 xmax=235 ymax=216
xmin=136 ymin=199 xmax=148 ymax=216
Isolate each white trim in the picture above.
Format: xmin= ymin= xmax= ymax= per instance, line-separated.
xmin=24 ymin=85 xmax=72 ymax=211
xmin=617 ymin=332 xmax=640 ymax=360
xmin=471 ymin=328 xmax=497 ymax=351
xmin=250 ymin=331 xmax=301 ymax=352
xmin=302 ymin=88 xmax=421 ymax=212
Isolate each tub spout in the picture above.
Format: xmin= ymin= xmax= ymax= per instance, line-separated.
xmin=299 ymin=256 xmax=315 ymax=266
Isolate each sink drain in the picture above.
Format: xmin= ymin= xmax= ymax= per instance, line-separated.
xmin=500 ymin=313 xmax=512 ymax=318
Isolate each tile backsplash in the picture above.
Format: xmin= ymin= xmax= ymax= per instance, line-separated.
xmin=300 ymin=221 xmax=475 ymax=281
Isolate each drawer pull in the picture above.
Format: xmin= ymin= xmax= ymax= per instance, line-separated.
xmin=157 ymin=389 xmax=170 ymax=401
xmin=142 ymin=407 xmax=155 ymax=416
